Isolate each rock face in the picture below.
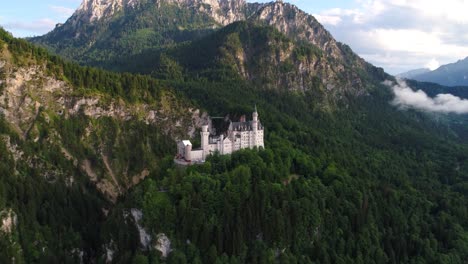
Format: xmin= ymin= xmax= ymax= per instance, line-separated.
xmin=0 ymin=66 xmax=71 ymax=139
xmin=130 ymin=209 xmax=152 ymax=249
xmin=72 ymin=0 xmax=248 ymax=24
xmin=128 ymin=208 xmax=172 ymax=258
xmin=247 ymin=1 xmax=374 ymax=95
xmin=192 ymin=0 xmax=248 ymax=25
xmin=251 ymin=2 xmax=351 ymax=63
xmin=75 ymin=0 xmax=133 ymax=22
xmin=166 ymin=21 xmax=373 ymax=97
xmin=0 ymin=209 xmax=17 ymax=234
xmin=155 ymin=233 xmax=172 ymax=258
xmin=0 ymin=63 xmax=199 ymax=137
xmin=0 ymin=42 xmax=204 ymax=202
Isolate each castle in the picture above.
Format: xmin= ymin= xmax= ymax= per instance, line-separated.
xmin=176 ymin=107 xmax=264 ymax=164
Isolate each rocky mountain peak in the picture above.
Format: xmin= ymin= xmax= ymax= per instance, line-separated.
xmin=35 ymin=0 xmax=372 ymax=94
xmin=175 ymin=0 xmax=248 ymax=25
xmin=252 ymin=1 xmax=344 ymax=61
xmin=74 ymin=0 xmax=248 ymax=24
xmin=75 ymin=0 xmax=135 ymax=22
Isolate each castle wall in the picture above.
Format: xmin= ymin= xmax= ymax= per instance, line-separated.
xmin=190 ymin=150 xmax=204 ymax=161
xmin=202 ymin=143 xmax=218 ymax=159
xmin=223 ymin=139 xmax=232 ymax=154
xmin=233 ymin=137 xmax=241 ymax=151
xmin=256 ymin=130 xmax=264 ymax=147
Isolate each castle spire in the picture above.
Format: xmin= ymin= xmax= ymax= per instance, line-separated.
xmin=253 ymin=104 xmax=258 ymax=123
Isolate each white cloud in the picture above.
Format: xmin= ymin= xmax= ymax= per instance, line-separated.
xmin=313 ymin=14 xmax=342 ymax=26
xmin=388 ymin=0 xmax=468 ymax=24
xmin=425 ymin=58 xmax=439 ymax=71
xmin=313 ymin=8 xmax=364 ymax=25
xmin=4 ymin=18 xmax=56 ymax=33
xmin=385 ymin=79 xmax=468 ymax=114
xmin=49 ymin=5 xmax=75 ymax=17
xmin=314 ymin=0 xmax=468 ymax=74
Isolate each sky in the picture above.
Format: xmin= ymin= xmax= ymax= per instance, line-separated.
xmin=0 ymin=0 xmax=81 ymax=37
xmin=1 ymin=0 xmax=467 ymax=75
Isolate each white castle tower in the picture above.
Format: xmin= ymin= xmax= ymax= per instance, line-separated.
xmin=201 ymin=124 xmax=210 ymax=160
xmin=201 ymin=125 xmax=209 ymax=148
xmin=252 ymin=105 xmax=258 ymax=147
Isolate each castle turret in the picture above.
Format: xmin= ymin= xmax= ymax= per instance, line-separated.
xmin=219 ymin=134 xmax=224 ymax=154
xmin=201 ymin=125 xmax=209 ymax=149
xmin=252 ymin=105 xmax=258 ymax=148
xmin=253 ymin=105 xmax=258 ymax=123
xmin=184 ymin=141 xmax=192 ymax=161
xmin=201 ymin=125 xmax=210 ymax=159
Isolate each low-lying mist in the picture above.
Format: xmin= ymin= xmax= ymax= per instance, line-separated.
xmin=385 ymin=79 xmax=468 ymax=114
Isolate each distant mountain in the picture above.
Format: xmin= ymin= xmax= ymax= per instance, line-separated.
xmin=30 ymin=0 xmax=260 ymax=66
xmin=397 ymin=68 xmax=430 ymax=79
xmin=401 ymin=57 xmax=468 ymax=86
xmin=31 ymin=0 xmax=386 ymax=98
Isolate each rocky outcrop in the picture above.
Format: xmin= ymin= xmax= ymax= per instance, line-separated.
xmin=131 ymin=208 xmax=152 ymax=250
xmin=251 ymin=2 xmax=344 ymax=61
xmin=0 ymin=66 xmax=69 ymax=139
xmin=0 ymin=62 xmax=202 ymax=134
xmin=127 ymin=209 xmax=172 ymax=257
xmin=0 ymin=49 xmax=204 ymax=202
xmin=155 ymin=233 xmax=172 ymax=258
xmin=75 ymin=0 xmax=131 ymax=22
xmin=193 ymin=0 xmax=248 ymax=26
xmin=246 ymin=2 xmax=369 ymax=93
xmin=0 ymin=209 xmax=17 ymax=234
xmin=72 ymin=0 xmax=249 ymax=24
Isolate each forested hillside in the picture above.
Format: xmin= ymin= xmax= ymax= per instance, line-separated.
xmin=110 ymin=21 xmax=381 ymax=97
xmin=104 ymin=73 xmax=468 ymax=262
xmin=0 ymin=28 xmax=200 ymax=263
xmin=30 ymin=0 xmax=247 ymax=66
xmin=0 ymin=0 xmax=466 ymax=263
xmin=2 ymin=24 xmax=468 ymax=263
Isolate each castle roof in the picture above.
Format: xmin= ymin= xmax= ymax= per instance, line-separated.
xmin=181 ymin=140 xmax=192 ymax=146
xmin=229 ymin=121 xmax=263 ymax=131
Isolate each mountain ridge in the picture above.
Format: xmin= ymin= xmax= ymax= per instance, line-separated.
xmin=40 ymin=0 xmax=364 ymax=66
xmin=74 ymin=0 xmax=251 ymax=25
xmin=400 ymin=57 xmax=468 ymax=86
xmin=397 ymin=68 xmax=430 ymax=79
xmin=32 ymin=0 xmax=255 ymax=66
xmin=32 ymin=0 xmax=387 ymax=98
